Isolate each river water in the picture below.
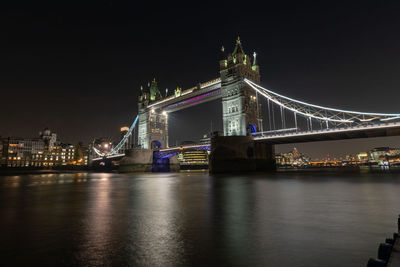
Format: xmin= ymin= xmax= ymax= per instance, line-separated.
xmin=0 ymin=171 xmax=399 ymax=266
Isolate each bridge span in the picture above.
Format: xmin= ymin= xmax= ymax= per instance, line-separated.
xmin=92 ymin=121 xmax=400 ymax=164
xmin=91 ymin=37 xmax=400 ymax=172
xmin=254 ymin=121 xmax=400 ymax=144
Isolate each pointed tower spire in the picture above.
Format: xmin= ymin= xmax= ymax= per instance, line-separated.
xmin=220 ymin=45 xmax=225 ymax=60
xmin=253 ymin=52 xmax=257 ymax=66
xmin=232 ymin=36 xmax=244 ymax=56
xmin=149 ymin=78 xmax=161 ymax=101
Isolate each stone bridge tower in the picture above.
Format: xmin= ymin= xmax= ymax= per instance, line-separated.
xmin=137 ymin=79 xmax=168 ymax=149
xmin=220 ymin=37 xmax=262 ymax=136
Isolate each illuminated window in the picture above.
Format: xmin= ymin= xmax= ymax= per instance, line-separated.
xmin=228 ymin=120 xmax=239 ymax=133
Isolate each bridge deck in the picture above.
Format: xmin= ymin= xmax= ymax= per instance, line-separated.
xmin=93 ymin=122 xmax=400 ymax=161
xmin=255 ymin=122 xmax=400 ymax=144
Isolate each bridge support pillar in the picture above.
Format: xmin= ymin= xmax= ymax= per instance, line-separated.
xmin=209 ymin=136 xmax=275 ymax=173
xmin=152 ymin=151 xmax=180 ymax=172
xmin=119 ymin=149 xmax=180 ymax=172
xmin=119 ymin=149 xmax=154 ymax=172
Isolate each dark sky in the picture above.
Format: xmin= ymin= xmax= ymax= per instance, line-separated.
xmin=1 ymin=1 xmax=400 ymax=158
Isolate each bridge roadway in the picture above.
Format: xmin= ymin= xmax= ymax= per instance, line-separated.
xmin=160 ymin=121 xmax=400 ymax=153
xmin=92 ymin=121 xmax=400 ymax=162
xmin=143 ymin=121 xmax=400 ymax=157
xmin=254 ymin=121 xmax=400 ymax=144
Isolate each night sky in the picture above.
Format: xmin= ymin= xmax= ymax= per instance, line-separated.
xmin=2 ymin=1 xmax=400 ymax=159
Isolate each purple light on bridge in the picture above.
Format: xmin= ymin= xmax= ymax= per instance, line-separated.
xmin=166 ymin=89 xmax=221 ymax=110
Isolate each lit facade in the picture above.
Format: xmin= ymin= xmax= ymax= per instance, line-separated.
xmin=39 ymin=128 xmax=57 ymax=151
xmin=178 ymin=150 xmax=209 ymax=165
xmin=120 ymin=126 xmax=132 ymax=152
xmin=220 ymin=37 xmax=262 ymax=136
xmin=135 ymin=38 xmax=262 ymax=152
xmin=30 ymin=144 xmax=76 ymax=167
xmin=0 ymin=129 xmax=88 ymax=167
xmin=1 ymin=137 xmax=45 ymax=167
xmin=138 ymin=79 xmax=168 ymax=149
xmin=368 ymin=147 xmax=400 ymax=163
xmin=275 ymin=148 xmax=310 ymax=166
xmin=356 ymin=152 xmax=369 ymax=162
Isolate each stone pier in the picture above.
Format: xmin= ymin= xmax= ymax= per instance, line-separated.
xmin=209 ymin=135 xmax=275 ymax=173
xmin=119 ymin=149 xmax=179 ymax=172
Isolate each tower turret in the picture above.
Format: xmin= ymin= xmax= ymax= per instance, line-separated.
xmin=219 ymin=45 xmax=227 ymax=69
xmin=220 ymin=37 xmax=262 ymax=136
xmin=219 ymin=37 xmax=259 ymax=83
xmin=137 ymin=79 xmax=169 ymax=150
xmin=252 ymin=52 xmax=259 ymax=72
xmin=138 ymin=85 xmax=150 ymax=110
xmin=149 ymin=78 xmax=162 ymax=101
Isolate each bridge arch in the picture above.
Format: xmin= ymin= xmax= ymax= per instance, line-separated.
xmin=247 ymin=123 xmax=257 ymax=136
xmin=151 ymin=140 xmax=162 ymax=149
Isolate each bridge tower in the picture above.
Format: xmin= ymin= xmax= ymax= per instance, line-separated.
xmin=137 ymin=79 xmax=169 ymax=149
xmin=220 ymin=37 xmax=262 ymax=136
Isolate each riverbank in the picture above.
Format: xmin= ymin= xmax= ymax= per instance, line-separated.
xmin=2 ymin=164 xmax=400 ymax=175
xmin=277 ymin=165 xmax=400 ymax=173
xmin=0 ymin=166 xmax=90 ymax=175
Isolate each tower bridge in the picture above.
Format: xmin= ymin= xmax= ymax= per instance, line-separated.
xmin=92 ymin=37 xmax=400 ymax=172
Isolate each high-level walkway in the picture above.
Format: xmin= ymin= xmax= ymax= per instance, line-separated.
xmin=148 ymin=78 xmax=221 ymax=112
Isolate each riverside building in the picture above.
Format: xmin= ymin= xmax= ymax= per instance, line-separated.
xmin=0 ymin=128 xmax=87 ymax=168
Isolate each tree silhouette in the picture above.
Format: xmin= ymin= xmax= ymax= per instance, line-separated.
xmin=74 ymin=142 xmax=84 ymax=163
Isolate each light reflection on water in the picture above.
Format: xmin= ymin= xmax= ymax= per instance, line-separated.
xmin=0 ymin=172 xmax=399 ymax=266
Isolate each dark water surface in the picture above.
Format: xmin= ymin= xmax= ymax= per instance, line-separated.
xmin=0 ymin=172 xmax=399 ymax=266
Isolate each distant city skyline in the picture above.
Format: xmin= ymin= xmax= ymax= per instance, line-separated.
xmin=276 ymin=137 xmax=400 ymax=160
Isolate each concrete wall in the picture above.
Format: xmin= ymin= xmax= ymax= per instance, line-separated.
xmin=209 ymin=136 xmax=275 ymax=173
